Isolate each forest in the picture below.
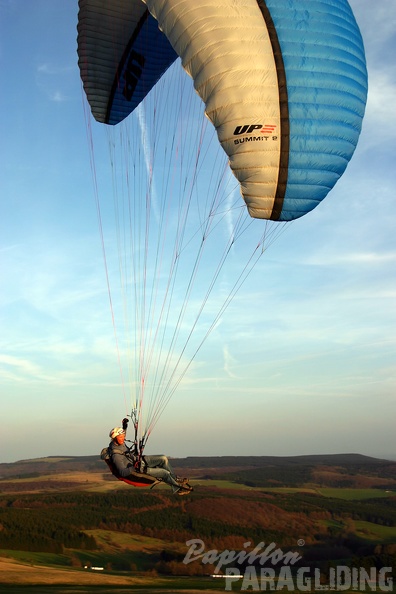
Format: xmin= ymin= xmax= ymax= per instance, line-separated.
xmin=0 ymin=482 xmax=395 ymax=578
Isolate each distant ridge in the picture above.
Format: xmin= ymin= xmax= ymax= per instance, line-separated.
xmin=172 ymin=453 xmax=393 ymax=468
xmin=0 ymin=452 xmax=394 ymax=480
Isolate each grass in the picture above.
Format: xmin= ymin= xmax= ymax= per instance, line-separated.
xmin=0 ymin=550 xmax=71 ymax=567
xmin=192 ymin=479 xmax=254 ymax=490
xmin=0 ymin=553 xmax=226 ymax=591
xmin=75 ymin=530 xmax=188 ymax=571
xmin=0 ymin=578 xmax=226 ymax=593
xmin=353 ymin=520 xmax=396 ymax=542
xmin=260 ymin=487 xmax=395 ymax=500
xmin=1 ymin=530 xmax=220 ymax=576
xmin=0 ymin=471 xmax=105 ymax=485
xmin=261 ymin=487 xmax=319 ymax=495
xmin=85 ymin=530 xmax=185 ymax=554
xmin=39 ymin=457 xmax=76 ymax=463
xmin=317 ymin=518 xmax=396 ymax=545
xmin=316 ymin=488 xmax=395 ymax=500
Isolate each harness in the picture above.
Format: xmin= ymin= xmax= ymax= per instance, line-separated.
xmin=101 ymin=441 xmax=159 ymax=489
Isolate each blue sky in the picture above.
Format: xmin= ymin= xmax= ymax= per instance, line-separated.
xmin=1 ymin=1 xmax=395 ymax=464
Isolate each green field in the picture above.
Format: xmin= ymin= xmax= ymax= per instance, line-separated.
xmin=260 ymin=487 xmax=396 ymax=500
xmin=354 ymin=520 xmax=396 ymax=542
xmin=0 ymin=530 xmax=186 ymax=575
xmin=317 ymin=488 xmax=396 ymax=500
xmin=193 ymin=479 xmax=254 ymax=490
xmin=194 ymin=481 xmax=395 ymax=497
xmin=0 ymin=549 xmax=71 ymax=567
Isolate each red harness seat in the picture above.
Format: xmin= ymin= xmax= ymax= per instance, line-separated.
xmin=101 ymin=447 xmax=159 ymax=488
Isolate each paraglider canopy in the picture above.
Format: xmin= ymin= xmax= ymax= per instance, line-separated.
xmin=78 ymin=0 xmax=368 ymax=221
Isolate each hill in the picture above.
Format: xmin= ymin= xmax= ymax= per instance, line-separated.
xmin=1 ymin=453 xmax=395 ymax=490
xmin=0 ymin=453 xmax=395 ymax=589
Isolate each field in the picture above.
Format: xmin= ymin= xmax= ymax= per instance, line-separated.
xmin=353 ymin=521 xmax=396 ymax=542
xmin=262 ymin=487 xmax=396 ymax=500
xmin=0 ymin=556 xmax=226 ymax=592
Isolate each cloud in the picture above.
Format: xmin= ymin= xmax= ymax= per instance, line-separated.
xmin=0 ymin=354 xmax=52 ymax=383
xmin=342 ymin=252 xmax=396 ymax=264
xmin=35 ymin=62 xmax=74 ymax=102
xmin=350 ymin=1 xmax=396 ymax=149
xmin=353 ymin=1 xmax=396 ymax=56
xmin=50 ymin=90 xmax=69 ymax=102
xmin=363 ymin=71 xmax=396 ymax=146
xmin=37 ymin=63 xmax=74 ymax=75
xmin=222 ymin=344 xmax=239 ymax=379
xmin=37 ymin=63 xmax=52 ymax=73
xmin=304 ymin=250 xmax=396 ymax=267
